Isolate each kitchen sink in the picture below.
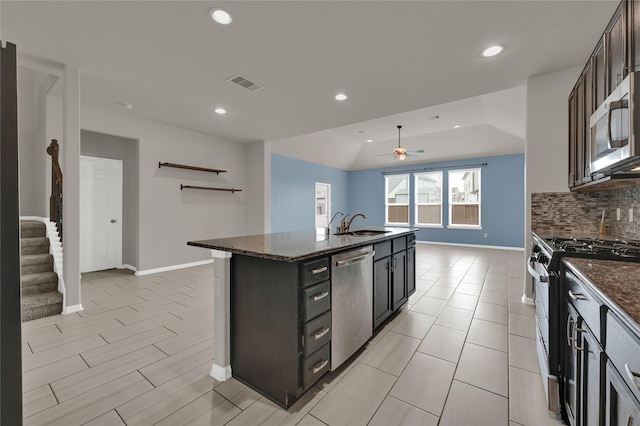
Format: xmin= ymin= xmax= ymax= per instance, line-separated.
xmin=352 ymin=230 xmax=390 ymax=236
xmin=334 ymin=229 xmax=391 ymax=236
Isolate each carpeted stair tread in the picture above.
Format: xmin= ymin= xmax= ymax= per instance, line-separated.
xmin=21 ymin=237 xmax=50 ymax=255
xmin=20 ymin=253 xmax=54 ymax=275
xmin=20 ymin=253 xmax=52 ymax=264
xmin=21 ymin=272 xmax=58 ymax=295
xmin=22 ymin=291 xmax=63 ymax=309
xmin=22 ymin=292 xmax=63 ymax=322
xmin=20 ymin=220 xmax=46 ymax=238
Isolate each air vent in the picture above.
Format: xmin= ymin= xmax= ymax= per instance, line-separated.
xmin=227 ymin=74 xmax=263 ymax=92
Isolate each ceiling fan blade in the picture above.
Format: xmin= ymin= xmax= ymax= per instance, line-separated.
xmin=406 ymin=150 xmax=425 ymax=154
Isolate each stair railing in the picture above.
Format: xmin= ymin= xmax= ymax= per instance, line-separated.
xmin=46 ymin=139 xmax=63 ymax=242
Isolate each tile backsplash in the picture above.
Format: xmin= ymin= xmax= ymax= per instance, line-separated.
xmin=531 ymin=185 xmax=640 ymax=239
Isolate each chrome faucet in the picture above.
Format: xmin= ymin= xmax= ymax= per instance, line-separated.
xmin=345 ymin=212 xmax=367 ymax=233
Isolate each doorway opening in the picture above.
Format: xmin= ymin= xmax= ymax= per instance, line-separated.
xmin=315 ymin=182 xmax=331 ymax=228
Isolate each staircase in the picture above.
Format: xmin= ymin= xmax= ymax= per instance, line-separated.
xmin=20 ymin=220 xmax=63 ymax=321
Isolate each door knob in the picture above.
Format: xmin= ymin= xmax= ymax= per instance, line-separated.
xmin=110 ymin=219 xmax=116 ymax=223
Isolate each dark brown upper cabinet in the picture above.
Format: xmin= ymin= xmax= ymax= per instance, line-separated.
xmin=607 ymin=3 xmax=627 ymax=95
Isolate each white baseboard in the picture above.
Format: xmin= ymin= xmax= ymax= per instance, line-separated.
xmin=416 ymin=240 xmax=525 ymax=251
xmin=521 ymin=296 xmax=535 ymax=306
xmin=135 ymin=259 xmax=213 ymax=276
xmin=210 ymin=363 xmax=232 ymax=382
xmin=63 ymin=304 xmax=84 ymax=314
xmin=120 ymin=264 xmax=137 ymax=273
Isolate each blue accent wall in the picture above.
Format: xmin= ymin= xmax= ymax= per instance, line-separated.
xmin=271 ymin=153 xmax=524 ymax=248
xmin=348 ymin=154 xmax=525 ymax=248
xmin=271 ymin=154 xmax=350 ymax=232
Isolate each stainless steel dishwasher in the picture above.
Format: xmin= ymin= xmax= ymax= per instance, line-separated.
xmin=330 ymin=245 xmax=374 ymax=370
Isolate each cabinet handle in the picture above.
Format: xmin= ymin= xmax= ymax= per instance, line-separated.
xmin=627 ymin=414 xmax=633 ymax=426
xmin=313 ymin=291 xmax=329 ymax=302
xmin=312 ymin=359 xmax=328 ymax=374
xmin=625 ymin=364 xmax=640 ymax=391
xmin=313 ymin=327 xmax=330 ymax=340
xmin=574 ymin=327 xmax=585 ymax=352
xmin=568 ymin=290 xmax=587 ymax=301
xmin=567 ymin=316 xmax=575 ymax=347
xmin=311 ymin=266 xmax=328 ymax=275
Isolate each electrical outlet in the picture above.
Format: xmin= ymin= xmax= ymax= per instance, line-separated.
xmin=630 ymin=208 xmax=634 ymax=222
xmin=617 ymin=208 xmax=621 ymax=220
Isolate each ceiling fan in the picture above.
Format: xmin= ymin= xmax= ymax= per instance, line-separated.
xmin=377 ymin=125 xmax=424 ymax=160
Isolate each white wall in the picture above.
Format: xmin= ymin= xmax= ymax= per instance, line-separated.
xmin=244 ymin=141 xmax=271 ymax=235
xmin=523 ymin=65 xmax=581 ymax=298
xmin=45 ymin=99 xmax=251 ymax=272
xmin=17 ymin=66 xmax=55 ymax=217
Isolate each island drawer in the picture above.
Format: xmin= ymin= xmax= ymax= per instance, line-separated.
xmin=374 ymin=240 xmax=391 ymax=261
xmin=303 ymin=311 xmax=331 ymax=356
xmin=392 ymin=236 xmax=407 ymax=253
xmin=606 ymin=311 xmax=640 ymax=404
xmin=303 ymin=281 xmax=330 ymax=322
xmin=302 ymin=257 xmax=329 ymax=288
xmin=302 ymin=343 xmax=330 ymax=390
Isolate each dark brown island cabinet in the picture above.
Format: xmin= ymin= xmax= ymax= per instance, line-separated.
xmin=188 ymin=228 xmax=416 ymax=409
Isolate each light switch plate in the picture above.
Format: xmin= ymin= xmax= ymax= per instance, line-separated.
xmin=630 ymin=208 xmax=634 ymax=222
xmin=617 ymin=208 xmax=621 ymax=220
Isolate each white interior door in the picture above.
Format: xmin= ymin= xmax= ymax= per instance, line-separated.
xmin=315 ymin=182 xmax=331 ymax=228
xmin=80 ymin=156 xmax=123 ymax=273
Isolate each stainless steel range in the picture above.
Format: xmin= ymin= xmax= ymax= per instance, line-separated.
xmin=528 ymin=232 xmax=640 ymax=416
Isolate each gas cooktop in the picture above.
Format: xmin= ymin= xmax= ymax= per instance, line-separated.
xmin=546 ymin=237 xmax=640 ymax=258
xmin=532 ymin=233 xmax=640 ymax=271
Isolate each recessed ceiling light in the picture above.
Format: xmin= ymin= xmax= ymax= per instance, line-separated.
xmin=210 ymin=8 xmax=233 ymax=25
xmin=335 ymin=93 xmax=347 ymax=101
xmin=453 ymin=124 xmax=461 ymax=128
xmin=214 ymin=108 xmax=227 ymax=115
xmin=118 ymin=102 xmax=133 ymax=110
xmin=366 ymin=139 xmax=373 ymax=143
xmin=482 ymin=45 xmax=504 ymax=57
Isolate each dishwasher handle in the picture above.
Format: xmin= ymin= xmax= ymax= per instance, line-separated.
xmin=334 ymin=251 xmax=375 ymax=268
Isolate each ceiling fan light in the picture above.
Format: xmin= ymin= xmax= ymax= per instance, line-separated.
xmin=396 ymin=153 xmax=407 ymax=161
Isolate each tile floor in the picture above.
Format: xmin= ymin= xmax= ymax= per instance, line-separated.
xmin=21 ymin=243 xmax=565 ymax=425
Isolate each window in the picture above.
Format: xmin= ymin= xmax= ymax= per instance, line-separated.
xmin=414 ymin=172 xmax=442 ymax=226
xmin=385 ymin=174 xmax=409 ymax=225
xmin=448 ymin=168 xmax=481 ymax=227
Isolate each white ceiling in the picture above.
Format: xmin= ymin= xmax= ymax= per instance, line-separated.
xmin=1 ymin=1 xmax=619 ymax=170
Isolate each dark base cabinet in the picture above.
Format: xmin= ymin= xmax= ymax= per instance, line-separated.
xmin=606 ymin=360 xmax=640 ymax=426
xmin=230 ymin=254 xmax=331 ymax=409
xmin=561 ymin=262 xmax=640 ymax=426
xmin=373 ymin=235 xmax=415 ymax=330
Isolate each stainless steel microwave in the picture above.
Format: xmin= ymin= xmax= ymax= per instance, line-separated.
xmin=590 ymin=72 xmax=640 ymax=175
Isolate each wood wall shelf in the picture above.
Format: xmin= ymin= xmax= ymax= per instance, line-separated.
xmin=181 ymin=184 xmax=241 ymax=194
xmin=159 ymin=162 xmax=226 ymax=175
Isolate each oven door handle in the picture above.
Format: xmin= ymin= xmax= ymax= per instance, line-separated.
xmin=527 ymin=259 xmax=548 ymax=283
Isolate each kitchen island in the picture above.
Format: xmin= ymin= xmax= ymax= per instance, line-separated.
xmin=187 ymin=227 xmax=416 ymax=408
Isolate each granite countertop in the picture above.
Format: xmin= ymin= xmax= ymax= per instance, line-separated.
xmin=564 ymin=258 xmax=640 ymax=336
xmin=187 ymin=227 xmax=416 ymax=262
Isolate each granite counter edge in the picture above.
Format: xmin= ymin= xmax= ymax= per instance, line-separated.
xmin=187 ymin=229 xmax=416 ymax=263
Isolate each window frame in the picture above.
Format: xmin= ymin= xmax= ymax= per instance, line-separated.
xmin=414 ymin=171 xmax=443 ymax=228
xmin=384 ymin=173 xmax=410 ymax=226
xmin=447 ymin=168 xmax=482 ymax=229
